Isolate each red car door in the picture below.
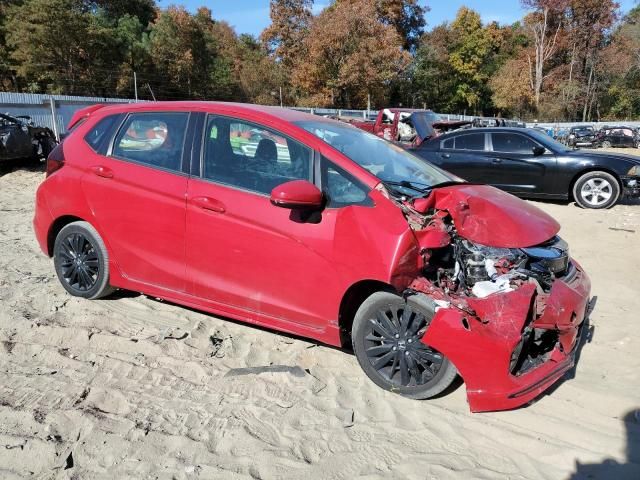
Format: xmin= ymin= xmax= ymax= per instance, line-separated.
xmin=80 ymin=111 xmax=191 ymax=292
xmin=185 ymin=115 xmax=375 ymax=330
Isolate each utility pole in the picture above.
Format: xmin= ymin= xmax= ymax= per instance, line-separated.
xmin=48 ymin=96 xmax=59 ymax=142
xmin=134 ymin=72 xmax=138 ymax=102
xmin=146 ymin=83 xmax=156 ymax=102
xmin=279 ymin=86 xmax=283 ymax=107
xmin=367 ymin=93 xmax=371 ymax=119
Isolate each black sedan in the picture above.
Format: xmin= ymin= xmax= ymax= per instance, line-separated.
xmin=0 ymin=113 xmax=57 ymax=163
xmin=414 ymin=127 xmax=640 ymax=209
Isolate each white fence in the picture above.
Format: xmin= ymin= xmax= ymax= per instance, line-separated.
xmin=0 ymin=92 xmax=487 ymax=140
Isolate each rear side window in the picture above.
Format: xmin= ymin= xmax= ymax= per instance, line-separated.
xmin=84 ymin=115 xmax=121 ymax=154
xmin=442 ymin=138 xmax=454 ymax=149
xmin=112 ymin=112 xmax=189 ymax=172
xmin=491 ymin=133 xmax=538 ymax=154
xmin=453 ymin=133 xmax=485 ymax=151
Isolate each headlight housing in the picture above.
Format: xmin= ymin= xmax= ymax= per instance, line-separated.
xmin=628 ymin=165 xmax=640 ymax=176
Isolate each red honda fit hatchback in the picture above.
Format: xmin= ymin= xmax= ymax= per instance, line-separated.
xmin=34 ymin=102 xmax=592 ymax=412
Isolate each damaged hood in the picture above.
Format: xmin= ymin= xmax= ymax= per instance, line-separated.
xmin=416 ymin=184 xmax=560 ymax=248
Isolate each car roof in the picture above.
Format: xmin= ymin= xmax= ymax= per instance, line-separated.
xmin=89 ymin=101 xmax=339 ymax=125
xmin=437 ymin=127 xmax=535 ymax=138
xmin=383 ymin=108 xmax=434 ymax=114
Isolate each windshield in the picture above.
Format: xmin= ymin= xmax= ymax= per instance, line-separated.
xmin=296 ymin=120 xmax=454 ymax=194
xmin=527 ymin=129 xmax=574 ymax=152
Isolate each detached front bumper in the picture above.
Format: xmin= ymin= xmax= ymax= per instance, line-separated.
xmin=422 ymin=261 xmax=591 ymax=413
xmin=621 ymin=175 xmax=640 ymax=198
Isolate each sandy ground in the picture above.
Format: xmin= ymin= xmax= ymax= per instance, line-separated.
xmin=0 ymin=157 xmax=639 ymax=479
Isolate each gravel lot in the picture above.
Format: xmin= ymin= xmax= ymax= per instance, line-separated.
xmin=0 ymin=157 xmax=639 ymax=479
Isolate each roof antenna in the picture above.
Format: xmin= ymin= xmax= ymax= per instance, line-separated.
xmin=146 ymin=83 xmax=157 ymax=102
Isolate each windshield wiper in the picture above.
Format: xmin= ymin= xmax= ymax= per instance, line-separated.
xmin=428 ymin=180 xmax=470 ymax=189
xmin=380 ymin=179 xmax=432 ymax=194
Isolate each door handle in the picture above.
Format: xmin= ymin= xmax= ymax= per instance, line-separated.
xmin=491 ymin=158 xmax=503 ymax=164
xmin=442 ymin=153 xmax=451 ymax=159
xmin=91 ymin=165 xmax=113 ymax=178
xmin=191 ymin=196 xmax=225 ymax=213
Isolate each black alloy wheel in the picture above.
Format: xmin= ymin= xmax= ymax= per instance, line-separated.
xmin=53 ymin=221 xmax=114 ymax=299
xmin=58 ymin=232 xmax=99 ymax=292
xmin=352 ymin=292 xmax=458 ymax=399
xmin=364 ymin=302 xmax=443 ymax=387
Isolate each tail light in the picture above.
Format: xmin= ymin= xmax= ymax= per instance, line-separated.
xmin=46 ymin=144 xmax=65 ymax=177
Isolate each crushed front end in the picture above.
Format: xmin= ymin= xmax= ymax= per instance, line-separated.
xmin=388 ymin=184 xmax=592 ymax=412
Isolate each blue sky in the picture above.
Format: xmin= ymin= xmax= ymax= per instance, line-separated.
xmin=157 ymin=0 xmax=639 ymax=36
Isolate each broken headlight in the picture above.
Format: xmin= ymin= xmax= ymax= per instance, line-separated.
xmin=627 ymin=165 xmax=640 ymax=176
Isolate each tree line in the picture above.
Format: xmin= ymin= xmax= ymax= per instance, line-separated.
xmin=0 ymin=0 xmax=638 ymax=121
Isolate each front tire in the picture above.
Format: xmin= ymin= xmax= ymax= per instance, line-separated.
xmin=352 ymin=292 xmax=457 ymax=399
xmin=573 ymin=171 xmax=620 ymax=209
xmin=53 ymin=221 xmax=114 ymax=299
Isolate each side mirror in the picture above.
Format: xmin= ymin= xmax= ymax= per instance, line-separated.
xmin=270 ymin=180 xmax=323 ymax=210
xmin=532 ymin=146 xmax=545 ymax=156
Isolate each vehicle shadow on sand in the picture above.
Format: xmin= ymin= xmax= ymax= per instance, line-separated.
xmin=568 ymin=408 xmax=640 ymax=480
xmin=98 ymin=290 xmax=469 ymax=395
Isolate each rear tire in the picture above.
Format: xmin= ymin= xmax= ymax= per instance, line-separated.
xmin=53 ymin=221 xmax=115 ymax=299
xmin=573 ymin=171 xmax=620 ymax=209
xmin=352 ymin=292 xmax=457 ymax=399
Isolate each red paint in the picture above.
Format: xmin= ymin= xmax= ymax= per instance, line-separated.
xmin=270 ymin=180 xmax=323 ymax=209
xmin=67 ymin=104 xmax=105 ymax=131
xmin=349 ymin=108 xmax=425 ymax=145
xmin=33 ymin=101 xmax=590 ymax=412
xmin=413 ymin=221 xmax=451 ymax=249
xmin=417 ymin=265 xmax=590 ymax=412
xmin=427 ymin=184 xmax=561 ymax=248
xmin=348 ymin=108 xmax=471 ymax=145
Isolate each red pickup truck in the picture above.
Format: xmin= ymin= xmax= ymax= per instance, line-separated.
xmin=347 ymin=108 xmax=470 ymax=146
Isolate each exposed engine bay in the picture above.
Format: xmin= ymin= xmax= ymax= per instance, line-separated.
xmin=394 ymin=189 xmax=572 ymax=299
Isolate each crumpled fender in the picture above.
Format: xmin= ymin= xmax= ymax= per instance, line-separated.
xmin=422 ymin=284 xmax=535 ymax=386
xmin=420 ymin=284 xmax=536 ymax=411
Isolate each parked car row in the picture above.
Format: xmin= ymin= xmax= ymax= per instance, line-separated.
xmin=557 ymin=125 xmax=640 ymax=149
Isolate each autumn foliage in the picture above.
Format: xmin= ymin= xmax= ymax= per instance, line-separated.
xmin=0 ymin=0 xmax=638 ymax=121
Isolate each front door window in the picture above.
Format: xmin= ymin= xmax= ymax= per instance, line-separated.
xmin=202 ymin=116 xmax=312 ymax=195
